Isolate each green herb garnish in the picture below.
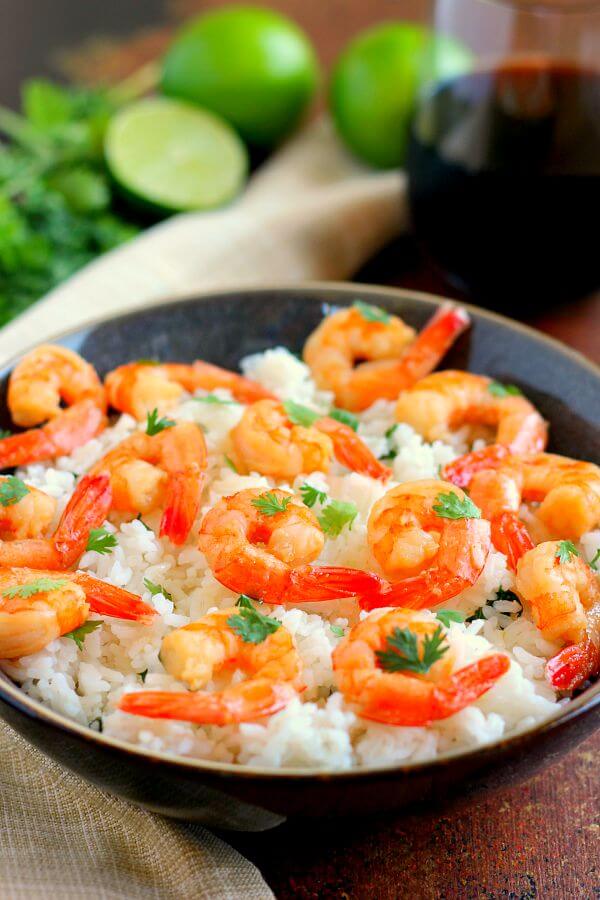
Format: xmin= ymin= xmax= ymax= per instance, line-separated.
xmin=283 ymin=399 xmax=320 ymax=428
xmin=433 ymin=492 xmax=481 ymax=520
xmin=555 ymin=540 xmax=580 ymax=564
xmin=194 ymin=394 xmax=237 ymax=405
xmin=86 ymin=527 xmax=117 ymax=555
xmin=376 ymin=625 xmax=449 ymax=674
xmin=318 ymin=499 xmax=358 ymax=536
xmin=145 ymin=408 xmax=176 ymax=436
xmin=488 ymin=382 xmax=523 ymax=398
xmin=0 ymin=429 xmax=12 ymax=439
xmin=136 ymin=358 xmax=160 ymax=366
xmin=590 ymin=548 xmax=600 ymax=572
xmin=251 ymin=491 xmax=292 ymax=517
xmin=0 ymin=476 xmax=29 ymax=507
xmin=465 ymin=607 xmax=487 ymax=623
xmin=494 ymin=586 xmax=521 ymax=607
xmin=299 ymin=483 xmax=328 ymax=509
xmin=223 ymin=454 xmax=238 ymax=473
xmin=330 ymin=624 xmax=345 ymax=638
xmin=352 ymin=300 xmax=391 ymax=324
xmin=329 ymin=408 xmax=359 ymax=431
xmin=65 ymin=619 xmax=104 ymax=650
xmin=227 ymin=597 xmax=280 ymax=644
xmin=3 ymin=577 xmax=67 ymax=599
xmin=143 ymin=578 xmax=173 ymax=603
xmin=436 ymin=610 xmax=465 ymax=628
xmin=139 ymin=669 xmax=148 ymax=683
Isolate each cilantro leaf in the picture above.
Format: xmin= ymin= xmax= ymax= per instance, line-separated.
xmin=0 ymin=476 xmax=29 ymax=507
xmin=330 ymin=624 xmax=345 ymax=637
xmin=465 ymin=607 xmax=487 ymax=623
xmin=223 ymin=454 xmax=238 ymax=472
xmin=139 ymin=669 xmax=148 ymax=683
xmin=0 ymin=428 xmax=12 ymax=439
xmin=251 ymin=491 xmax=292 ymax=517
xmin=318 ymin=499 xmax=358 ymax=536
xmin=352 ymin=300 xmax=391 ymax=324
xmin=65 ymin=619 xmax=104 ymax=650
xmin=329 ymin=408 xmax=359 ymax=431
xmin=436 ymin=610 xmax=465 ymax=628
xmin=194 ymin=394 xmax=237 ymax=405
xmin=300 ymin=483 xmax=328 ymax=509
xmin=376 ymin=625 xmax=449 ymax=674
xmin=145 ymin=408 xmax=176 ymax=436
xmin=227 ymin=598 xmax=280 ymax=644
xmin=86 ymin=527 xmax=117 ymax=555
xmin=555 ymin=540 xmax=580 ymax=564
xmin=433 ymin=491 xmax=481 ymax=520
xmin=590 ymin=548 xmax=600 ymax=572
xmin=494 ymin=586 xmax=521 ymax=607
xmin=488 ymin=382 xmax=523 ymax=398
xmin=385 ymin=424 xmax=398 ymax=440
xmin=3 ymin=577 xmax=68 ymax=599
xmin=143 ymin=578 xmax=173 ymax=603
xmin=283 ymin=400 xmax=320 ymax=428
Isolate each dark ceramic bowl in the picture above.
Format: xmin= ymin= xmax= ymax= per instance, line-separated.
xmin=0 ymin=284 xmax=598 ymax=831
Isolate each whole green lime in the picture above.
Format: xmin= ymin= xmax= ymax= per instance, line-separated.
xmin=161 ymin=5 xmax=319 ymax=148
xmin=330 ymin=22 xmax=471 ymax=169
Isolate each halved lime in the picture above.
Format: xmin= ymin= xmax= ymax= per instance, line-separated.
xmin=105 ymin=97 xmax=248 ymax=213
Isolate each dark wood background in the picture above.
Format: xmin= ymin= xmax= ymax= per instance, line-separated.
xmin=1 ymin=2 xmax=598 ymax=897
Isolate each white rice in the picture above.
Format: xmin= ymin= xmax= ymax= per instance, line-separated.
xmin=2 ymin=345 xmax=583 ymax=771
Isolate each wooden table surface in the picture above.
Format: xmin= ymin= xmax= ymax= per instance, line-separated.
xmin=2 ymin=1 xmax=598 ymax=897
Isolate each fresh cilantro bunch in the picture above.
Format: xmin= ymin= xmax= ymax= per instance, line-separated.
xmin=0 ymin=78 xmax=139 ymax=325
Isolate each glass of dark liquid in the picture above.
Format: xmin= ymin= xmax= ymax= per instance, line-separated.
xmin=407 ymin=0 xmax=600 ymax=310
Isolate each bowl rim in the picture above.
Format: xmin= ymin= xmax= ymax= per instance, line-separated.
xmin=0 ymin=280 xmax=598 ymax=781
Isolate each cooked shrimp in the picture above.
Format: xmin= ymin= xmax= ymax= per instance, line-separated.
xmin=333 ymin=608 xmax=509 ymax=726
xmin=0 ymin=473 xmax=112 ymax=569
xmin=395 ymin=371 xmax=547 ymax=455
xmin=304 ymin=302 xmax=470 ymax=411
xmin=515 ymin=541 xmax=600 ymax=644
xmin=362 ymin=480 xmax=491 ymax=611
xmin=231 ymin=399 xmax=391 ymax=481
xmin=468 ymin=468 xmax=534 ymax=570
xmin=0 ymin=479 xmax=56 ymax=541
xmin=91 ymin=421 xmax=207 ymax=544
xmin=105 ymin=360 xmax=274 ymax=420
xmin=446 ymin=452 xmax=600 ymax=542
xmin=118 ymin=608 xmax=301 ymax=725
xmin=545 ymin=597 xmax=600 ymax=692
xmin=0 ymin=566 xmax=155 ymax=658
xmin=198 ymin=488 xmax=386 ymax=604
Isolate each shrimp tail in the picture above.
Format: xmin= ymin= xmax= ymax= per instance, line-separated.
xmin=72 ymin=572 xmax=156 ymax=621
xmin=0 ymin=400 xmax=105 ymax=469
xmin=316 ymin=417 xmax=392 ymax=481
xmin=430 ymin=653 xmax=510 ymax=721
xmin=491 ymin=511 xmax=534 ymax=571
xmin=160 ymin=469 xmax=204 ymax=545
xmin=191 ymin=361 xmax=276 ymax=403
xmin=443 ymin=443 xmax=511 ymax=488
xmin=288 ymin=565 xmax=388 ymax=603
xmin=53 ymin=473 xmax=113 ymax=566
xmin=396 ymin=303 xmax=470 ymax=386
xmin=119 ymin=680 xmax=296 ymax=725
xmin=545 ymin=639 xmax=600 ymax=692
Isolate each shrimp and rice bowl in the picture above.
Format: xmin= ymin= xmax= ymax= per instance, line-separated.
xmin=0 ymin=299 xmax=598 ymax=772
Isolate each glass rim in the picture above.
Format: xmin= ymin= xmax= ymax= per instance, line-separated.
xmin=483 ymin=0 xmax=600 ymax=14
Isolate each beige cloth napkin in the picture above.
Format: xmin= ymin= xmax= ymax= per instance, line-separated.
xmin=0 ymin=115 xmax=406 ymax=897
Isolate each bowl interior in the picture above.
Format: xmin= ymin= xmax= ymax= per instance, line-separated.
xmin=0 ymin=283 xmax=598 ymax=777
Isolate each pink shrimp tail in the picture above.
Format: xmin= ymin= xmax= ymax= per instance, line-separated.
xmin=316 ymin=417 xmax=391 ymax=481
xmin=160 ymin=470 xmax=204 ymax=545
xmin=545 ymin=640 xmax=600 ymax=692
xmin=430 ymin=654 xmax=511 ymax=721
xmin=442 ymin=443 xmax=511 ymax=488
xmin=118 ymin=681 xmax=296 ymax=725
xmin=397 ymin=303 xmax=470 ymax=386
xmin=53 ymin=473 xmax=113 ymax=566
xmin=72 ymin=572 xmax=156 ymax=621
xmin=191 ymin=361 xmax=276 ymax=403
xmin=0 ymin=400 xmax=106 ymax=469
xmin=288 ymin=565 xmax=388 ymax=603
xmin=491 ymin=511 xmax=534 ymax=571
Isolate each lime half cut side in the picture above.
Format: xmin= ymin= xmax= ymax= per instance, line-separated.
xmin=105 ymin=97 xmax=248 ymax=213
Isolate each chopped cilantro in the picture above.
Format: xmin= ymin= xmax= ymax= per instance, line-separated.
xmin=143 ymin=578 xmax=173 ymax=603
xmin=223 ymin=454 xmax=238 ymax=472
xmin=194 ymin=394 xmax=237 ymax=405
xmin=433 ymin=491 xmax=481 ymax=520
xmin=136 ymin=358 xmax=160 ymax=366
xmin=65 ymin=619 xmax=103 ymax=650
xmin=299 ymin=483 xmax=328 ymax=509
xmin=227 ymin=598 xmax=280 ymax=644
xmin=488 ymin=382 xmax=523 ymax=398
xmin=0 ymin=428 xmax=12 ymax=439
xmin=494 ymin=586 xmax=521 ymax=607
xmin=236 ymin=594 xmax=256 ymax=609
xmin=318 ymin=499 xmax=358 ymax=536
xmin=436 ymin=610 xmax=465 ymax=628
xmin=329 ymin=408 xmax=359 ymax=431
xmin=0 ymin=476 xmax=29 ymax=507
xmin=376 ymin=625 xmax=449 ymax=674
xmin=86 ymin=527 xmax=117 ymax=555
xmin=352 ymin=300 xmax=391 ymax=324
xmin=590 ymin=548 xmax=600 ymax=572
xmin=3 ymin=577 xmax=68 ymax=599
xmin=465 ymin=607 xmax=487 ymax=623
xmin=139 ymin=669 xmax=148 ymax=683
xmin=145 ymin=408 xmax=176 ymax=436
xmin=283 ymin=399 xmax=320 ymax=428
xmin=555 ymin=540 xmax=580 ymax=564
xmin=251 ymin=491 xmax=292 ymax=517
xmin=330 ymin=624 xmax=345 ymax=638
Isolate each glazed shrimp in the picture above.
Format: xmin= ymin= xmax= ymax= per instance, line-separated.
xmin=395 ymin=371 xmax=547 ymax=455
xmin=198 ymin=488 xmax=386 ymax=604
xmin=118 ymin=608 xmax=301 ymax=725
xmin=0 ymin=473 xmax=112 ymax=569
xmin=0 ymin=346 xmax=107 ymax=470
xmin=545 ymin=592 xmax=600 ymax=691
xmin=91 ymin=421 xmax=207 ymax=544
xmin=0 ymin=566 xmax=155 ymax=658
xmin=231 ymin=399 xmax=391 ymax=481
xmin=468 ymin=468 xmax=534 ymax=571
xmin=304 ymin=302 xmax=470 ymax=411
xmin=105 ymin=360 xmax=275 ymax=420
xmin=362 ymin=480 xmax=491 ymax=611
xmin=0 ymin=479 xmax=57 ymax=541
xmin=333 ymin=609 xmax=509 ymax=726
